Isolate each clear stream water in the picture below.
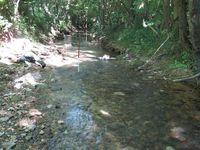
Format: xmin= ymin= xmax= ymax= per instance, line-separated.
xmin=36 ymin=35 xmax=200 ymax=150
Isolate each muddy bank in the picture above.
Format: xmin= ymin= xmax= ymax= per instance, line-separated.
xmin=101 ymin=37 xmax=126 ymax=54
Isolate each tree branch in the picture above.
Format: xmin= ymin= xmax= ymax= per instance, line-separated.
xmin=173 ymin=72 xmax=200 ymax=82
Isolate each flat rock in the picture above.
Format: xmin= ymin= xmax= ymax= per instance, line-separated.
xmin=0 ymin=116 xmax=10 ymax=122
xmin=113 ymin=92 xmax=125 ymax=96
xmin=29 ymin=109 xmax=42 ymax=116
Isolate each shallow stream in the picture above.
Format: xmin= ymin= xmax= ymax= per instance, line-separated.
xmin=37 ymin=35 xmax=200 ymax=150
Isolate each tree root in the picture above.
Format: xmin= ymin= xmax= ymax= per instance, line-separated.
xmin=173 ymin=72 xmax=200 ymax=82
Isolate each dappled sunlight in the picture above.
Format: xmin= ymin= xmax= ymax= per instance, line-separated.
xmin=45 ymin=48 xmax=98 ymax=67
xmin=0 ymin=38 xmax=43 ymax=65
xmin=0 ymin=37 xmax=101 ymax=68
xmin=17 ymin=117 xmax=36 ymax=128
xmin=14 ymin=72 xmax=42 ymax=89
xmin=169 ymin=126 xmax=186 ymax=142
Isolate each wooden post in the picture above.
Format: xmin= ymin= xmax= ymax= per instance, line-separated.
xmin=77 ymin=31 xmax=80 ymax=58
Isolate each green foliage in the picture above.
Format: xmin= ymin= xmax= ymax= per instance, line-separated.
xmin=108 ymin=26 xmax=166 ymax=56
xmin=170 ymin=51 xmax=192 ymax=69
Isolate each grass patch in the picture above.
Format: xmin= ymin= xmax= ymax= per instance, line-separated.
xmin=169 ymin=51 xmax=192 ymax=69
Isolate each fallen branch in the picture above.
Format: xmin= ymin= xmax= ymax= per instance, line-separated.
xmin=173 ymin=72 xmax=200 ymax=82
xmin=138 ymin=35 xmax=170 ymax=70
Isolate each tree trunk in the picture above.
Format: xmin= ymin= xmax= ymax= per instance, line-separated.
xmin=188 ymin=0 xmax=200 ymax=71
xmin=13 ymin=0 xmax=21 ymax=22
xmin=179 ymin=0 xmax=189 ymax=49
xmin=173 ymin=0 xmax=190 ymax=49
xmin=162 ymin=0 xmax=171 ymax=29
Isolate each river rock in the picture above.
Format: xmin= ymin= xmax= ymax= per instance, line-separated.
xmin=29 ymin=109 xmax=42 ymax=116
xmin=57 ymin=120 xmax=64 ymax=124
xmin=47 ymin=104 xmax=53 ymax=109
xmin=0 ymin=132 xmax=5 ymax=137
xmin=166 ymin=146 xmax=175 ymax=150
xmin=2 ymin=140 xmax=16 ymax=149
xmin=25 ymin=124 xmax=36 ymax=132
xmin=39 ymin=130 xmax=45 ymax=135
xmin=41 ymin=125 xmax=45 ymax=129
xmin=0 ymin=116 xmax=10 ymax=122
xmin=113 ymin=92 xmax=125 ymax=96
xmin=25 ymin=135 xmax=32 ymax=141
xmin=20 ymin=133 xmax=27 ymax=137
xmin=8 ymin=107 xmax=15 ymax=111
xmin=64 ymin=130 xmax=68 ymax=135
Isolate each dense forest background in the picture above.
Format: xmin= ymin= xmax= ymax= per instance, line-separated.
xmin=0 ymin=0 xmax=200 ymax=73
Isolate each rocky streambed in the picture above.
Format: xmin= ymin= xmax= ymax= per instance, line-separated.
xmin=0 ymin=35 xmax=200 ymax=150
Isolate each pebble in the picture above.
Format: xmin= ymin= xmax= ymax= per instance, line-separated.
xmin=39 ymin=130 xmax=45 ymax=135
xmin=166 ymin=146 xmax=175 ymax=150
xmin=58 ymin=120 xmax=64 ymax=124
xmin=41 ymin=125 xmax=45 ymax=129
xmin=25 ymin=135 xmax=32 ymax=141
xmin=29 ymin=109 xmax=42 ymax=116
xmin=0 ymin=132 xmax=5 ymax=137
xmin=47 ymin=104 xmax=53 ymax=109
xmin=64 ymin=130 xmax=68 ymax=134
xmin=113 ymin=92 xmax=125 ymax=96
xmin=160 ymin=89 xmax=165 ymax=93
xmin=20 ymin=133 xmax=27 ymax=137
xmin=8 ymin=107 xmax=15 ymax=111
xmin=1 ymin=103 xmax=6 ymax=106
xmin=148 ymin=76 xmax=153 ymax=79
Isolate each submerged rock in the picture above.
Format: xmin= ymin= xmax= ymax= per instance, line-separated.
xmin=0 ymin=132 xmax=5 ymax=137
xmin=0 ymin=116 xmax=10 ymax=122
xmin=25 ymin=135 xmax=33 ymax=141
xmin=2 ymin=140 xmax=16 ymax=149
xmin=113 ymin=92 xmax=125 ymax=96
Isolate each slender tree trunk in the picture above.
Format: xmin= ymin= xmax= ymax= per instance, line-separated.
xmin=162 ymin=0 xmax=171 ymax=29
xmin=13 ymin=0 xmax=21 ymax=22
xmin=179 ymin=0 xmax=189 ymax=49
xmin=188 ymin=0 xmax=200 ymax=71
xmin=173 ymin=0 xmax=190 ymax=49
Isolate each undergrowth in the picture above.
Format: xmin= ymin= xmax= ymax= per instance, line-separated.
xmin=106 ymin=27 xmax=193 ymax=71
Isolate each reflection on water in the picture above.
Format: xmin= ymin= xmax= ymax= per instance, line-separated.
xmin=65 ymin=106 xmax=93 ymax=136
